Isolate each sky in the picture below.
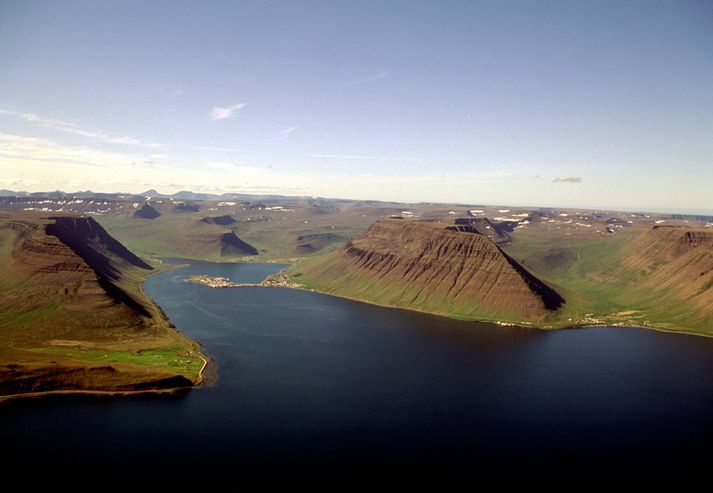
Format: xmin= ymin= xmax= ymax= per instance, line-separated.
xmin=1 ymin=0 xmax=712 ymax=212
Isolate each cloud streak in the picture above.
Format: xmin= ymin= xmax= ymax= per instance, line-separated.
xmin=0 ymin=107 xmax=251 ymax=153
xmin=209 ymin=103 xmax=248 ymax=121
xmin=0 ymin=132 xmax=155 ymax=168
xmin=361 ymin=71 xmax=390 ymax=82
xmin=307 ymin=153 xmax=411 ymax=162
xmin=0 ymin=108 xmax=161 ymax=148
xmin=279 ymin=126 xmax=299 ymax=135
xmin=553 ymin=176 xmax=583 ymax=183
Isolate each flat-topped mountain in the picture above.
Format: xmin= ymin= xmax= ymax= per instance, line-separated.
xmin=291 ymin=218 xmax=564 ymax=322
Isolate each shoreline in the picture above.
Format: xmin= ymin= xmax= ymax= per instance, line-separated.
xmin=161 ymin=259 xmax=713 ymax=340
xmin=236 ymin=280 xmax=713 ymax=339
xmin=0 ymin=385 xmax=194 ymax=404
xmin=0 ymin=263 xmax=214 ymax=404
xmin=0 ymin=354 xmax=212 ymax=404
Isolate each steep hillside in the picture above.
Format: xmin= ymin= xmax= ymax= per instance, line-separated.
xmin=610 ymin=226 xmax=713 ymax=321
xmin=291 ymin=219 xmax=564 ymax=323
xmin=503 ymin=223 xmax=713 ymax=334
xmin=0 ymin=211 xmax=206 ymax=398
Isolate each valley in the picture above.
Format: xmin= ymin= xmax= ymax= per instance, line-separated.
xmin=1 ymin=189 xmax=711 ymax=399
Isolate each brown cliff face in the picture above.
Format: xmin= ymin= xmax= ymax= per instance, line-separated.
xmin=297 ymin=219 xmax=564 ymax=321
xmin=620 ymin=226 xmax=713 ymax=314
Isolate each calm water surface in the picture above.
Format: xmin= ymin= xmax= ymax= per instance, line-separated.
xmin=2 ymin=262 xmax=713 ymax=481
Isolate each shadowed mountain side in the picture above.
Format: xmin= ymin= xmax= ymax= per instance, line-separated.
xmin=292 ymin=219 xmax=564 ymax=322
xmin=46 ymin=216 xmax=152 ymax=281
xmin=221 ymin=232 xmax=258 ymax=256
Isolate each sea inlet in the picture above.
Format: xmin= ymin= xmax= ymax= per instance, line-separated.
xmin=2 ymin=262 xmax=713 ymax=482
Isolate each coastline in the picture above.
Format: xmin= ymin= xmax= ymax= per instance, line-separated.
xmin=0 ymin=386 xmax=193 ymax=404
xmin=156 ymin=259 xmax=713 ymax=341
xmin=240 ymin=276 xmax=713 ymax=339
xmin=0 ymin=354 xmax=212 ymax=404
xmin=0 ymin=261 xmax=213 ymax=403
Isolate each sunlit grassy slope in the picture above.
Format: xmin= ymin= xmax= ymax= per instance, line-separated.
xmin=503 ymin=229 xmax=713 ymax=335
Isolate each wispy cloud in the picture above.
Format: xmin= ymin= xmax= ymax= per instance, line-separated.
xmin=268 ymin=126 xmax=299 ymax=141
xmin=0 ymin=132 xmax=154 ymax=168
xmin=307 ymin=153 xmax=411 ymax=162
xmin=0 ymin=108 xmax=161 ymax=148
xmin=171 ymin=143 xmax=247 ymax=153
xmin=0 ymin=107 xmax=250 ymax=154
xmin=279 ymin=126 xmax=299 ymax=135
xmin=209 ymin=103 xmax=248 ymax=121
xmin=553 ymin=176 xmax=583 ymax=183
xmin=159 ymin=85 xmax=183 ymax=97
xmin=361 ymin=71 xmax=390 ymax=82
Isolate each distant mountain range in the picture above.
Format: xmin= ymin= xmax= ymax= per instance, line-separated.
xmin=0 ymin=188 xmax=323 ymax=203
xmin=1 ymin=189 xmax=711 ymax=221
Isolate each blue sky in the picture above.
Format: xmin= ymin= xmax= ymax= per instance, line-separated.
xmin=1 ymin=0 xmax=711 ymax=211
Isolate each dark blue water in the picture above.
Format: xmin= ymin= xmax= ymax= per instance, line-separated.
xmin=2 ymin=262 xmax=713 ymax=482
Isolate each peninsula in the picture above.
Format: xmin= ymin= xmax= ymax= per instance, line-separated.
xmin=0 ymin=211 xmax=208 ymax=399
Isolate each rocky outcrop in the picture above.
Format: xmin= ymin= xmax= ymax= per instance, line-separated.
xmin=296 ymin=219 xmax=564 ymax=321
